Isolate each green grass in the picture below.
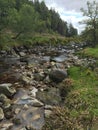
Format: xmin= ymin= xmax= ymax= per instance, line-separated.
xmin=42 ymin=66 xmax=98 ymax=130
xmin=42 ymin=46 xmax=98 ymax=130
xmin=68 ymin=66 xmax=98 ymax=87
xmin=78 ymin=47 xmax=98 ymax=58
xmin=68 ymin=66 xmax=98 ymax=114
xmin=67 ymin=66 xmax=98 ymax=129
xmin=0 ymin=33 xmax=82 ymax=50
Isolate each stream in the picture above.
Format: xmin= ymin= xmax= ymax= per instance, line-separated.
xmin=0 ymin=43 xmax=96 ymax=130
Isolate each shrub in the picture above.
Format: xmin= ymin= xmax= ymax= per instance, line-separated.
xmin=58 ymin=78 xmax=74 ymax=101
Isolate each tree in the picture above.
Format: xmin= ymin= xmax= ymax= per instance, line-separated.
xmin=0 ymin=0 xmax=15 ymax=31
xmin=50 ymin=9 xmax=61 ymax=33
xmin=8 ymin=4 xmax=40 ymax=39
xmin=81 ymin=1 xmax=98 ymax=46
xmin=34 ymin=0 xmax=51 ymax=32
xmin=57 ymin=19 xmax=68 ymax=36
xmin=15 ymin=0 xmax=29 ymax=11
xmin=67 ymin=23 xmax=78 ymax=37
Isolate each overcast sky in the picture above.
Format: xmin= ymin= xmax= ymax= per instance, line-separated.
xmin=39 ymin=0 xmax=98 ymax=34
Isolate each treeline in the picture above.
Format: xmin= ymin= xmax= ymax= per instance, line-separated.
xmin=0 ymin=0 xmax=78 ymax=39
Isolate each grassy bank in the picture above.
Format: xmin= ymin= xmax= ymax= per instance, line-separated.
xmin=0 ymin=33 xmax=82 ymax=50
xmin=77 ymin=47 xmax=98 ymax=58
xmin=42 ymin=66 xmax=98 ymax=130
xmin=42 ymin=45 xmax=98 ymax=130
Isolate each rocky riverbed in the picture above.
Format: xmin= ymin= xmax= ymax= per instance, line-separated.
xmin=0 ymin=42 xmax=97 ymax=130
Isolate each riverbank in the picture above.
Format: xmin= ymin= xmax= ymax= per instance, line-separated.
xmin=0 ymin=42 xmax=98 ymax=130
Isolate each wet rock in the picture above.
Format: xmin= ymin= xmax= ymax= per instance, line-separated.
xmin=45 ymin=109 xmax=52 ymax=117
xmin=4 ymin=56 xmax=20 ymax=65
xmin=12 ymin=89 xmax=45 ymax=130
xmin=0 ymin=122 xmax=13 ymax=130
xmin=19 ymin=52 xmax=26 ymax=57
xmin=0 ymin=94 xmax=11 ymax=109
xmin=14 ymin=94 xmax=44 ymax=107
xmin=49 ymin=69 xmax=68 ymax=83
xmin=0 ymin=83 xmax=16 ymax=98
xmin=15 ymin=108 xmax=21 ymax=114
xmin=50 ymin=54 xmax=67 ymax=63
xmin=21 ymin=71 xmax=34 ymax=85
xmin=0 ymin=71 xmax=22 ymax=84
xmin=0 ymin=107 xmax=4 ymax=120
xmin=0 ymin=50 xmax=6 ymax=55
xmin=32 ymin=99 xmax=44 ymax=107
xmin=44 ymin=105 xmax=53 ymax=117
xmin=0 ymin=94 xmax=12 ymax=120
xmin=34 ymin=73 xmax=45 ymax=81
xmin=4 ymin=106 xmax=13 ymax=119
xmin=21 ymin=76 xmax=31 ymax=85
xmin=45 ymin=105 xmax=53 ymax=110
xmin=29 ymin=87 xmax=38 ymax=97
xmin=20 ymin=57 xmax=39 ymax=65
xmin=12 ymin=107 xmax=44 ymax=130
xmin=36 ymin=87 xmax=61 ymax=105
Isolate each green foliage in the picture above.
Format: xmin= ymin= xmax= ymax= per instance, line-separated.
xmin=8 ymin=4 xmax=40 ymax=38
xmin=0 ymin=0 xmax=78 ymax=49
xmin=58 ymin=78 xmax=74 ymax=101
xmin=0 ymin=33 xmax=15 ymax=50
xmin=67 ymin=23 xmax=78 ymax=37
xmin=0 ymin=0 xmax=15 ymax=31
xmin=0 ymin=0 xmax=77 ymax=36
xmin=42 ymin=66 xmax=98 ymax=129
xmin=68 ymin=66 xmax=98 ymax=89
xmin=80 ymin=1 xmax=98 ymax=46
xmin=78 ymin=47 xmax=98 ymax=58
xmin=68 ymin=66 xmax=98 ymax=115
xmin=0 ymin=32 xmax=82 ymax=50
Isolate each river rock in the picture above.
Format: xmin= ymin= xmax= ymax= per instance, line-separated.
xmin=49 ymin=69 xmax=68 ymax=83
xmin=0 ymin=122 xmax=13 ymax=130
xmin=12 ymin=90 xmax=45 ymax=130
xmin=45 ymin=109 xmax=52 ymax=117
xmin=34 ymin=73 xmax=45 ymax=81
xmin=0 ymin=83 xmax=16 ymax=98
xmin=14 ymin=94 xmax=44 ymax=107
xmin=12 ymin=106 xmax=44 ymax=130
xmin=0 ymin=94 xmax=11 ymax=109
xmin=29 ymin=87 xmax=38 ymax=97
xmin=19 ymin=52 xmax=26 ymax=57
xmin=36 ymin=87 xmax=61 ymax=105
xmin=0 ymin=107 xmax=4 ymax=120
xmin=21 ymin=75 xmax=31 ymax=85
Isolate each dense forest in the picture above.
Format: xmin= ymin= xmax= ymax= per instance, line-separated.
xmin=0 ymin=0 xmax=77 ymax=39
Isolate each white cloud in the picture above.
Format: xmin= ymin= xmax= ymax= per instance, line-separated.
xmin=44 ymin=2 xmax=85 ymax=34
xmin=39 ymin=0 xmax=98 ymax=34
xmin=59 ymin=11 xmax=86 ymax=34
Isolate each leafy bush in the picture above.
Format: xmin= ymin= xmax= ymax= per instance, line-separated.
xmin=58 ymin=78 xmax=74 ymax=101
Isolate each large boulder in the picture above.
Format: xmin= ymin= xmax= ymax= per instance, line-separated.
xmin=0 ymin=83 xmax=16 ymax=98
xmin=0 ymin=107 xmax=4 ymax=120
xmin=0 ymin=94 xmax=11 ymax=109
xmin=36 ymin=87 xmax=61 ymax=105
xmin=12 ymin=93 xmax=44 ymax=130
xmin=49 ymin=69 xmax=68 ymax=83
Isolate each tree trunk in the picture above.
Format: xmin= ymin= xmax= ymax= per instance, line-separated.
xmin=12 ymin=32 xmax=23 ymax=39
